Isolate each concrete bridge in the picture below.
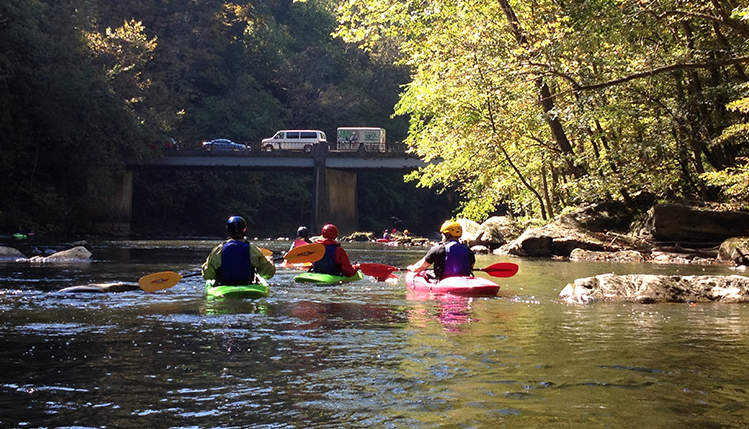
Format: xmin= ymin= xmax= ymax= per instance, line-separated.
xmin=112 ymin=144 xmax=427 ymax=235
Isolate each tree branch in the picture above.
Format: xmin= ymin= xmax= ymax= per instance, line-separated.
xmin=536 ymin=56 xmax=749 ymax=93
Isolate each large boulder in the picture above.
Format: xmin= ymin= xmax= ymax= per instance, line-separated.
xmin=718 ymin=237 xmax=749 ymax=265
xmin=641 ymin=204 xmax=749 ymax=243
xmin=457 ymin=218 xmax=481 ymax=244
xmin=560 ymin=274 xmax=749 ymax=303
xmin=467 ymin=216 xmax=515 ymax=248
xmin=555 ymin=201 xmax=638 ymax=232
xmin=503 ymin=226 xmax=607 ymax=257
xmin=0 ymin=246 xmax=27 ymax=261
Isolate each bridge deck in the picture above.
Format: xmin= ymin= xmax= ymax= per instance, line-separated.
xmin=129 ymin=148 xmax=427 ymax=170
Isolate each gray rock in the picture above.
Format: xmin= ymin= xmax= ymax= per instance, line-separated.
xmin=0 ymin=246 xmax=27 ymax=261
xmin=457 ymin=219 xmax=481 ymax=244
xmin=570 ymin=249 xmax=645 ymax=262
xmin=718 ymin=237 xmax=749 ymax=265
xmin=560 ymin=274 xmax=749 ymax=304
xmin=28 ymin=246 xmax=92 ymax=262
xmin=468 ymin=216 xmax=512 ymax=248
xmin=642 ymin=204 xmax=749 ymax=243
xmin=470 ymin=245 xmax=490 ymax=254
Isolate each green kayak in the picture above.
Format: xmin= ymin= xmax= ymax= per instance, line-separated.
xmin=206 ymin=276 xmax=270 ymax=299
xmin=294 ymin=270 xmax=364 ymax=285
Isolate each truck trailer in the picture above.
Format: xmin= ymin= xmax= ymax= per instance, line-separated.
xmin=335 ymin=127 xmax=386 ymax=152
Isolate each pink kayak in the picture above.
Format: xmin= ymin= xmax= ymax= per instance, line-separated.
xmin=405 ymin=271 xmax=500 ymax=297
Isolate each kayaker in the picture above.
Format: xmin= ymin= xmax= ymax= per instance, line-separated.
xmin=289 ymin=226 xmax=313 ymax=251
xmin=407 ymin=220 xmax=475 ymax=280
xmin=310 ymin=224 xmax=358 ymax=277
xmin=202 ymin=216 xmax=275 ymax=285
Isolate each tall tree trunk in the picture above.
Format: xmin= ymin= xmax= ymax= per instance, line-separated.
xmin=496 ymin=0 xmax=585 ymax=179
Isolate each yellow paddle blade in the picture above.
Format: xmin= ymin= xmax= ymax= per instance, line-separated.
xmin=284 ymin=243 xmax=325 ymax=264
xmin=138 ymin=271 xmax=183 ymax=292
xmin=260 ymin=247 xmax=273 ymax=257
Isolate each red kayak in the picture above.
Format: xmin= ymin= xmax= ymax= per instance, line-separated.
xmin=406 ymin=271 xmax=500 ymax=297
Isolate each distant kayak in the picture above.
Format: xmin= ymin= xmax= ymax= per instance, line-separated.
xmin=405 ymin=271 xmax=499 ymax=297
xmin=206 ymin=276 xmax=270 ymax=299
xmin=12 ymin=233 xmax=27 ymax=239
xmin=294 ymin=270 xmax=364 ymax=285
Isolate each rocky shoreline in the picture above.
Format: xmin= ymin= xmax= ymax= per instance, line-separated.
xmin=357 ymin=200 xmax=749 ymax=303
xmin=459 ymin=201 xmax=749 ymax=267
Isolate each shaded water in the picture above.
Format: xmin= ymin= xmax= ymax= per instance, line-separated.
xmin=1 ymin=239 xmax=749 ymax=428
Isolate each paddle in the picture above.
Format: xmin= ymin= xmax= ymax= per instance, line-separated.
xmin=138 ymin=244 xmax=326 ymax=292
xmin=138 ymin=271 xmax=202 ymax=292
xmin=283 ymin=243 xmax=325 ymax=264
xmin=358 ymin=262 xmax=519 ymax=279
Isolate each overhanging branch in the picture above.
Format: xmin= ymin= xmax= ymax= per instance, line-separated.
xmin=535 ymin=56 xmax=749 ymax=93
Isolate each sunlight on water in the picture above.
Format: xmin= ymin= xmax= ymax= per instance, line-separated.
xmin=0 ymin=240 xmax=748 ymax=427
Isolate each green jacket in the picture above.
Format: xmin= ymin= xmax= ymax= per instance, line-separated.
xmin=201 ymin=238 xmax=276 ymax=281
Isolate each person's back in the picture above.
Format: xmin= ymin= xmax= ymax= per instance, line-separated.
xmin=220 ymin=239 xmax=254 ymax=285
xmin=290 ymin=226 xmax=313 ymax=251
xmin=407 ymin=220 xmax=474 ymax=280
xmin=311 ymin=224 xmax=358 ymax=277
xmin=202 ymin=216 xmax=276 ymax=284
xmin=441 ymin=240 xmax=472 ymax=278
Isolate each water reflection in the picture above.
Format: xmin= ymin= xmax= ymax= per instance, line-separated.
xmin=1 ymin=239 xmax=749 ymax=427
xmin=407 ymin=293 xmax=477 ymax=332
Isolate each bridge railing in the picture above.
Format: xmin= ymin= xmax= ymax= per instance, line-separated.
xmin=162 ymin=142 xmax=413 ymax=158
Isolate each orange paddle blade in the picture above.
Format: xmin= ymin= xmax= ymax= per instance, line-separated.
xmin=260 ymin=247 xmax=273 ymax=257
xmin=284 ymin=243 xmax=325 ymax=264
xmin=138 ymin=271 xmax=183 ymax=292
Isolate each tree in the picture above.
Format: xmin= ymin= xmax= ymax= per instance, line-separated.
xmin=335 ymin=0 xmax=749 ymax=221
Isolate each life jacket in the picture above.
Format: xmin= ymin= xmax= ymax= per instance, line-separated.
xmin=220 ymin=240 xmax=254 ymax=285
xmin=312 ymin=244 xmax=341 ymax=275
xmin=442 ymin=240 xmax=472 ymax=278
xmin=292 ymin=238 xmax=311 ymax=248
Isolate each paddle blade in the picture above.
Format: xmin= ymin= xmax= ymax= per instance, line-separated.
xmin=139 ymin=271 xmax=183 ymax=292
xmin=359 ymin=263 xmax=401 ymax=278
xmin=260 ymin=247 xmax=273 ymax=257
xmin=284 ymin=243 xmax=325 ymax=264
xmin=477 ymin=262 xmax=519 ymax=278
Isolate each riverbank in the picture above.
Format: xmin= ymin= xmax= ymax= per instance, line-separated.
xmin=449 ymin=200 xmax=749 ymax=268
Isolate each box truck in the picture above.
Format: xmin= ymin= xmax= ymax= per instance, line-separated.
xmin=335 ymin=127 xmax=386 ymax=152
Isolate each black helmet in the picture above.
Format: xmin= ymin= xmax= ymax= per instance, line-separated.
xmin=226 ymin=216 xmax=247 ymax=235
xmin=296 ymin=226 xmax=309 ymax=238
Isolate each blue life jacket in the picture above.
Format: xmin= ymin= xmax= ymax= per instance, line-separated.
xmin=220 ymin=240 xmax=254 ymax=285
xmin=442 ymin=241 xmax=472 ymax=277
xmin=312 ymin=244 xmax=341 ymax=275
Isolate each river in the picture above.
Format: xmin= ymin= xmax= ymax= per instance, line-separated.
xmin=1 ymin=238 xmax=748 ymax=428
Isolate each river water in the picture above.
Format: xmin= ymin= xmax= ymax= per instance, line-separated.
xmin=1 ymin=239 xmax=748 ymax=428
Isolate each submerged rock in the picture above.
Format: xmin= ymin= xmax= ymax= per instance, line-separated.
xmin=59 ymin=283 xmax=141 ymax=293
xmin=560 ymin=274 xmax=749 ymax=304
xmin=28 ymin=246 xmax=92 ymax=262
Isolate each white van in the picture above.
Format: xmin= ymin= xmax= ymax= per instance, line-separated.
xmin=261 ymin=130 xmax=327 ymax=152
xmin=335 ymin=127 xmax=386 ymax=152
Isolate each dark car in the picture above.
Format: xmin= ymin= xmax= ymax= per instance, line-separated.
xmin=202 ymin=139 xmax=249 ymax=151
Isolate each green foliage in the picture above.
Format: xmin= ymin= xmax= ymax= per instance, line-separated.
xmin=0 ymin=0 xmax=415 ymax=235
xmin=335 ymin=0 xmax=749 ymax=221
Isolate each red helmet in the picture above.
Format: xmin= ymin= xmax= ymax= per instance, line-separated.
xmin=321 ymin=224 xmax=338 ymax=239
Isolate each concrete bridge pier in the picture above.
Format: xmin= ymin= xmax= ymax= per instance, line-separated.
xmin=320 ymin=168 xmax=357 ymax=235
xmin=93 ymin=170 xmax=133 ymax=236
xmin=313 ymin=144 xmax=358 ymax=236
